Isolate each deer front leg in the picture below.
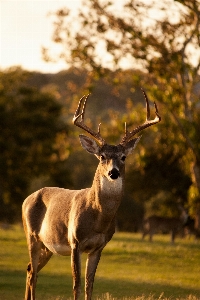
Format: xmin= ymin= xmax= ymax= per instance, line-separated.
xmin=25 ymin=236 xmax=43 ymax=300
xmin=85 ymin=250 xmax=102 ymax=300
xmin=71 ymin=243 xmax=81 ymax=300
xmin=25 ymin=262 xmax=32 ymax=300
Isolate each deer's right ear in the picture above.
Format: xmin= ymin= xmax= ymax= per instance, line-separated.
xmin=79 ymin=134 xmax=100 ymax=155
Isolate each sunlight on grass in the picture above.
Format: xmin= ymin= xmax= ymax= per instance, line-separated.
xmin=94 ymin=294 xmax=200 ymax=300
xmin=47 ymin=293 xmax=200 ymax=300
xmin=1 ymin=226 xmax=200 ymax=300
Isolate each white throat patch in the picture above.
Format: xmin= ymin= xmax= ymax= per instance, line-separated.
xmin=100 ymin=176 xmax=123 ymax=195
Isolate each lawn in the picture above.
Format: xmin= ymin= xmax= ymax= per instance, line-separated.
xmin=0 ymin=224 xmax=200 ymax=300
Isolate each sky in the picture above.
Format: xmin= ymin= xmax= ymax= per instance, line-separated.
xmin=0 ymin=1 xmax=81 ymax=73
xmin=1 ymin=1 xmax=199 ymax=74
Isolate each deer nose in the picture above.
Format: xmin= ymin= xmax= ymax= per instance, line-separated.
xmin=108 ymin=168 xmax=120 ymax=180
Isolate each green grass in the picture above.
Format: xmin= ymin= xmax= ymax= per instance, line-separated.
xmin=0 ymin=225 xmax=200 ymax=300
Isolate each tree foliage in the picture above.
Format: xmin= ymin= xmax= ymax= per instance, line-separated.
xmin=0 ymin=66 xmax=193 ymax=230
xmin=0 ymin=68 xmax=70 ymax=222
xmin=44 ymin=0 xmax=200 ymax=228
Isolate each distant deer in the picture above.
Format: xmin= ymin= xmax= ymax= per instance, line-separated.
xmin=142 ymin=212 xmax=188 ymax=243
xmin=22 ymin=90 xmax=160 ymax=300
xmin=183 ymin=216 xmax=200 ymax=239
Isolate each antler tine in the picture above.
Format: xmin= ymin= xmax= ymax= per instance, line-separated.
xmin=142 ymin=88 xmax=150 ymax=121
xmin=73 ymin=94 xmax=105 ymax=145
xmin=120 ymin=89 xmax=161 ymax=145
xmin=73 ymin=95 xmax=87 ymax=123
xmin=124 ymin=122 xmax=128 ymax=137
xmin=81 ymin=94 xmax=89 ymax=121
xmin=97 ymin=123 xmax=101 ymax=134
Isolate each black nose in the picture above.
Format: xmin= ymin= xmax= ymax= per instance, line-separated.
xmin=108 ymin=168 xmax=120 ymax=180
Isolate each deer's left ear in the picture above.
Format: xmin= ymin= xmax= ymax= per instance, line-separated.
xmin=79 ymin=134 xmax=100 ymax=155
xmin=124 ymin=136 xmax=141 ymax=156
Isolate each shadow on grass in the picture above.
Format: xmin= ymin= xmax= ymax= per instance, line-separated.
xmin=94 ymin=275 xmax=200 ymax=299
xmin=0 ymin=269 xmax=73 ymax=300
xmin=1 ymin=268 xmax=200 ymax=300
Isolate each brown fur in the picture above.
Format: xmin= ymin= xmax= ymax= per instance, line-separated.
xmin=22 ymin=91 xmax=160 ymax=300
xmin=142 ymin=215 xmax=188 ymax=243
xmin=22 ymin=138 xmax=139 ymax=300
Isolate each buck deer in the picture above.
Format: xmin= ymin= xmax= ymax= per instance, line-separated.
xmin=142 ymin=213 xmax=188 ymax=243
xmin=22 ymin=90 xmax=160 ymax=300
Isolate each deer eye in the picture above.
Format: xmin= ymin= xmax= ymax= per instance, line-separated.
xmin=121 ymin=155 xmax=126 ymax=162
xmin=100 ymin=154 xmax=106 ymax=160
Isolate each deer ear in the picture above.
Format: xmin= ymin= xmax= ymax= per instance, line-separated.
xmin=124 ymin=136 xmax=141 ymax=156
xmin=79 ymin=134 xmax=100 ymax=155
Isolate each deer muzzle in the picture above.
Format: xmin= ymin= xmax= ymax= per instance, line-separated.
xmin=108 ymin=168 xmax=120 ymax=180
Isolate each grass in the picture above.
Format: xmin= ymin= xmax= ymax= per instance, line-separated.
xmin=0 ymin=224 xmax=200 ymax=300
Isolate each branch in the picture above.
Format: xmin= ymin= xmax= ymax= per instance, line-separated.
xmin=170 ymin=110 xmax=200 ymax=161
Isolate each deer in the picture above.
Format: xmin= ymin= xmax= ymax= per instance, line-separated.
xmin=22 ymin=89 xmax=161 ymax=300
xmin=142 ymin=210 xmax=189 ymax=244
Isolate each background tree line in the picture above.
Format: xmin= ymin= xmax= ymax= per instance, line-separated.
xmin=1 ymin=0 xmax=200 ymax=231
xmin=43 ymin=0 xmax=200 ymax=230
xmin=0 ymin=66 xmax=192 ymax=231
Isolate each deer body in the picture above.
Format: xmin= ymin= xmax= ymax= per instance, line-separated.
xmin=22 ymin=91 xmax=160 ymax=300
xmin=142 ymin=215 xmax=187 ymax=243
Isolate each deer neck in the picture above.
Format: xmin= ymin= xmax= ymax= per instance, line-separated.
xmin=89 ymin=166 xmax=124 ymax=232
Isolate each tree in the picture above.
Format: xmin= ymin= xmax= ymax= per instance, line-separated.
xmin=0 ymin=67 xmax=70 ymax=222
xmin=44 ymin=0 xmax=200 ymax=229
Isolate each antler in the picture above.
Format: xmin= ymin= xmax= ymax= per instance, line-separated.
xmin=73 ymin=94 xmax=106 ymax=145
xmin=120 ymin=89 xmax=161 ymax=145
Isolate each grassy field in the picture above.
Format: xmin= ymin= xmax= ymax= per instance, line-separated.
xmin=0 ymin=224 xmax=200 ymax=300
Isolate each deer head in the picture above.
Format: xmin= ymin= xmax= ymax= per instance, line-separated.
xmin=73 ymin=89 xmax=161 ymax=181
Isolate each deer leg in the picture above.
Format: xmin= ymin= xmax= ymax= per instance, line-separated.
xmin=85 ymin=250 xmax=102 ymax=300
xmin=37 ymin=246 xmax=53 ymax=272
xmin=25 ymin=263 xmax=32 ymax=300
xmin=171 ymin=230 xmax=175 ymax=244
xmin=142 ymin=229 xmax=148 ymax=240
xmin=25 ymin=234 xmax=43 ymax=300
xmin=71 ymin=243 xmax=81 ymax=300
